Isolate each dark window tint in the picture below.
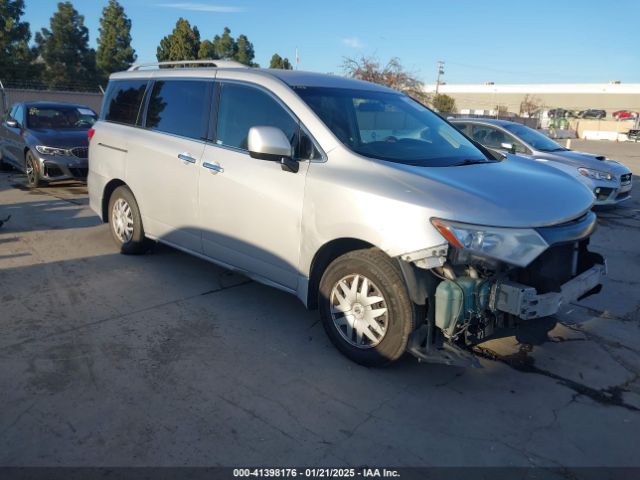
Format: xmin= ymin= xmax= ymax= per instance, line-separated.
xmin=145 ymin=80 xmax=210 ymax=140
xmin=103 ymin=79 xmax=147 ymax=125
xmin=216 ymin=83 xmax=297 ymax=151
xmin=26 ymin=106 xmax=96 ymax=129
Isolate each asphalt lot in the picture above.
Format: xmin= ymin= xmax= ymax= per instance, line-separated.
xmin=0 ymin=140 xmax=639 ymax=469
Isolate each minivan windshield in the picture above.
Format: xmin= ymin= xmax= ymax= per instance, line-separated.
xmin=26 ymin=106 xmax=97 ymax=130
xmin=294 ymin=87 xmax=492 ymax=167
xmin=502 ymin=123 xmax=566 ymax=152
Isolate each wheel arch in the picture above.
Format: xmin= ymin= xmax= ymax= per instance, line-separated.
xmin=101 ymin=178 xmax=128 ymax=222
xmin=306 ymin=237 xmax=376 ymax=309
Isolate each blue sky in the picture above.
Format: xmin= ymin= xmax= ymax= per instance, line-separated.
xmin=23 ymin=0 xmax=640 ymax=84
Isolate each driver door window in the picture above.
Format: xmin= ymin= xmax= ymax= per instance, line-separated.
xmin=216 ymin=83 xmax=297 ymax=152
xmin=215 ymin=83 xmax=321 ymax=160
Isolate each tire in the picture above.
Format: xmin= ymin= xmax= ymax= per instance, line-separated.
xmin=108 ymin=185 xmax=149 ymax=255
xmin=25 ymin=151 xmax=42 ymax=188
xmin=318 ymin=248 xmax=418 ymax=367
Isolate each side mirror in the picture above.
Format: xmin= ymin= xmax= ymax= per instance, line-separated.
xmin=5 ymin=118 xmax=18 ymax=128
xmin=501 ymin=142 xmax=516 ymax=154
xmin=248 ymin=126 xmax=298 ymax=173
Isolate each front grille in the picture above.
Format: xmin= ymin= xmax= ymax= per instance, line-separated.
xmin=70 ymin=146 xmax=88 ymax=159
xmin=69 ymin=167 xmax=88 ymax=178
xmin=620 ymin=173 xmax=632 ymax=185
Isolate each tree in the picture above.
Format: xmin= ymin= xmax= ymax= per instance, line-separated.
xmin=35 ymin=1 xmax=97 ymax=90
xmin=495 ymin=104 xmax=509 ymax=115
xmin=234 ymin=34 xmax=256 ymax=66
xmin=156 ymin=18 xmax=200 ymax=62
xmin=96 ymin=0 xmax=136 ymax=82
xmin=519 ymin=94 xmax=543 ymax=117
xmin=432 ymin=94 xmax=456 ymax=114
xmin=0 ymin=0 xmax=40 ymax=85
xmin=212 ymin=26 xmax=236 ymax=59
xmin=269 ymin=53 xmax=292 ymax=70
xmin=342 ymin=55 xmax=429 ymax=104
xmin=198 ymin=39 xmax=217 ymax=59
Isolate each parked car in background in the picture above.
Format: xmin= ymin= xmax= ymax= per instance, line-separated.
xmin=612 ymin=110 xmax=638 ymax=120
xmin=547 ymin=108 xmax=570 ymax=118
xmin=453 ymin=118 xmax=632 ymax=206
xmin=578 ymin=109 xmax=606 ymax=119
xmin=547 ymin=108 xmax=580 ymax=119
xmin=88 ymin=61 xmax=605 ymax=367
xmin=0 ymin=102 xmax=97 ymax=187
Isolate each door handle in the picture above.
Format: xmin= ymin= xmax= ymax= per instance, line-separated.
xmin=203 ymin=162 xmax=224 ymax=174
xmin=178 ymin=153 xmax=197 ymax=164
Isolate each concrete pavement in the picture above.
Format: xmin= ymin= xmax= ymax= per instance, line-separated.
xmin=0 ymin=143 xmax=639 ymax=468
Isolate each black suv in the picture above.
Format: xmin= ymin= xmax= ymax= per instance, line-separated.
xmin=0 ymin=101 xmax=97 ymax=187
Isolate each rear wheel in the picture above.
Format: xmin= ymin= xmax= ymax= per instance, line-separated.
xmin=25 ymin=151 xmax=41 ymax=188
xmin=318 ymin=248 xmax=418 ymax=367
xmin=108 ymin=186 xmax=149 ymax=254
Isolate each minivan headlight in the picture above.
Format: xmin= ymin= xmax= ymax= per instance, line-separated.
xmin=431 ymin=218 xmax=548 ymax=267
xmin=35 ymin=145 xmax=71 ymax=156
xmin=578 ymin=167 xmax=613 ymax=181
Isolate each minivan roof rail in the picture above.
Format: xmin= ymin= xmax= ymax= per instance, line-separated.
xmin=127 ymin=60 xmax=249 ymax=71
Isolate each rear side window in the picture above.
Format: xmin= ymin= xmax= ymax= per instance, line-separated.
xmin=145 ymin=80 xmax=211 ymax=140
xmin=216 ymin=83 xmax=298 ymax=151
xmin=103 ymin=79 xmax=148 ymax=125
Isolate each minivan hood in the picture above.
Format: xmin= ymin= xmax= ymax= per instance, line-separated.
xmin=536 ymin=150 xmax=630 ymax=176
xmin=28 ymin=129 xmax=89 ymax=148
xmin=382 ymin=155 xmax=595 ymax=228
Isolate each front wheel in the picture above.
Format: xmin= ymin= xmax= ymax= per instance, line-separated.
xmin=25 ymin=151 xmax=42 ymax=188
xmin=318 ymin=248 xmax=418 ymax=367
xmin=108 ymin=186 xmax=149 ymax=255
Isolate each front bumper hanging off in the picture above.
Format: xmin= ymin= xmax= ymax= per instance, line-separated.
xmin=491 ymin=262 xmax=606 ymax=319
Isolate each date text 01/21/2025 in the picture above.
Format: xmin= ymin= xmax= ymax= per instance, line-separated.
xmin=232 ymin=468 xmax=400 ymax=478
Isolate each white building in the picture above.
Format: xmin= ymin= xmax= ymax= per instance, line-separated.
xmin=423 ymin=82 xmax=640 ymax=116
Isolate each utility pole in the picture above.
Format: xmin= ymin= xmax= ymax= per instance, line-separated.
xmin=435 ymin=61 xmax=444 ymax=96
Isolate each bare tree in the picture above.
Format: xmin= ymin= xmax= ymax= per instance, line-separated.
xmin=342 ymin=55 xmax=430 ymax=104
xmin=519 ymin=94 xmax=543 ymax=117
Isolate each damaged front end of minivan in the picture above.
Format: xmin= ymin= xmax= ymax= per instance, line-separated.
xmin=402 ymin=211 xmax=605 ymax=367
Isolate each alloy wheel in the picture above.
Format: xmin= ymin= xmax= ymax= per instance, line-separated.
xmin=26 ymin=156 xmax=37 ymax=185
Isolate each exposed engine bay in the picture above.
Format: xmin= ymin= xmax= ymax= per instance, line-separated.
xmin=402 ymin=212 xmax=606 ymax=367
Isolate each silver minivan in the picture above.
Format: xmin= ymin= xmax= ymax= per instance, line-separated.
xmin=88 ymin=61 xmax=606 ymax=367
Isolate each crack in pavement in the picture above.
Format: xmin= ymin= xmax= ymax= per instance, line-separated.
xmin=567 ymin=302 xmax=637 ymax=323
xmin=472 ymin=346 xmax=640 ymax=413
